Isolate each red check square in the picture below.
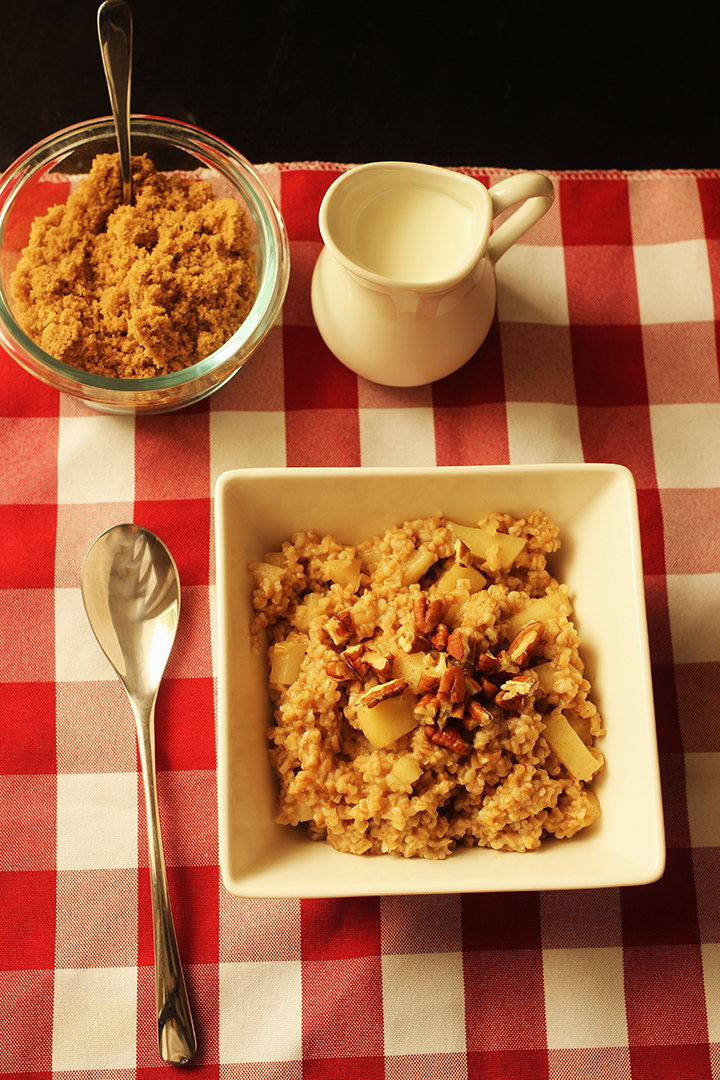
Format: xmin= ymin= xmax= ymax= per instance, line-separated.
xmin=560 ymin=177 xmax=633 ymax=246
xmin=0 ymin=870 xmax=56 ymax=969
xmin=0 ymin=504 xmax=56 ymax=587
xmin=572 ymin=325 xmax=647 ymax=407
xmin=0 ymin=967 xmax=54 ymax=1072
xmin=284 ymin=327 xmax=359 ymax=411
xmin=0 ymin=682 xmax=56 ymax=773
xmin=133 ymin=498 xmax=211 ymax=587
xmin=281 ymin=168 xmax=342 ymax=242
xmin=301 ymin=898 xmax=381 ymax=961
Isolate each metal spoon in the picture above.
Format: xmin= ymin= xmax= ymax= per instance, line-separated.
xmin=81 ymin=524 xmax=197 ymax=1066
xmin=97 ymin=0 xmax=133 ymax=204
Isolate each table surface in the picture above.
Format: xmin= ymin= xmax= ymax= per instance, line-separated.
xmin=3 ymin=5 xmax=720 ymax=1078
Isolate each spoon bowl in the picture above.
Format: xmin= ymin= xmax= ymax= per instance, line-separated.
xmin=81 ymin=523 xmax=196 ymax=1065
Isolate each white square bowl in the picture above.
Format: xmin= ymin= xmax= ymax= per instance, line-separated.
xmin=214 ymin=464 xmax=665 ymax=897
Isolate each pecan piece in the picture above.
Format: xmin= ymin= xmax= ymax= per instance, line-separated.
xmin=505 ymin=620 xmax=545 ymax=668
xmin=446 ymin=628 xmax=468 ymax=663
xmin=414 ymin=693 xmax=440 ymax=721
xmin=342 ymin=643 xmax=369 ymax=676
xmin=364 ymin=650 xmax=392 ymax=681
xmin=326 ymin=656 xmax=355 ymax=681
xmin=325 ymin=610 xmax=354 ymax=646
xmin=417 ymin=669 xmax=440 ymax=694
xmin=425 ymin=724 xmax=471 ymax=755
xmin=453 ymin=538 xmax=472 ymax=566
xmin=468 ymin=699 xmax=492 ymax=725
xmin=475 ymin=651 xmax=500 ymax=675
xmin=413 ymin=596 xmax=444 ymax=635
xmin=358 ymin=677 xmax=407 ymax=709
xmin=437 ymin=665 xmax=466 ymax=704
xmin=494 ymin=673 xmax=537 ymax=710
xmin=430 ymin=623 xmax=449 ymax=651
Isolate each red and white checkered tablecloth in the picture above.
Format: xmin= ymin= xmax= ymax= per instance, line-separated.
xmin=2 ymin=162 xmax=720 ymax=1077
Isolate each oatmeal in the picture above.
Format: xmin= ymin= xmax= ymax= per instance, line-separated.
xmin=10 ymin=152 xmax=257 ymax=378
xmin=249 ymin=511 xmax=604 ymax=860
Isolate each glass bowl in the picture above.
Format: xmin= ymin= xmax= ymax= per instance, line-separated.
xmin=0 ymin=115 xmax=290 ymax=414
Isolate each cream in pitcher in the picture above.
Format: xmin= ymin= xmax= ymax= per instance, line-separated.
xmin=311 ymin=161 xmax=554 ymax=386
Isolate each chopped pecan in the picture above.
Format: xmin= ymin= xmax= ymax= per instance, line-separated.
xmin=414 ymin=693 xmax=440 ymax=721
xmin=430 ymin=623 xmax=450 ymax=651
xmin=325 ymin=656 xmax=355 ymax=681
xmin=453 ymin=538 xmax=472 ymax=566
xmin=475 ymin=651 xmax=500 ymax=675
xmin=480 ymin=676 xmax=499 ymax=699
xmin=413 ymin=596 xmax=444 ymax=635
xmin=364 ymin=650 xmax=392 ymax=680
xmin=446 ymin=628 xmax=468 ymax=663
xmin=417 ymin=669 xmax=440 ymax=694
xmin=358 ymin=678 xmax=407 ymax=709
xmin=494 ymin=673 xmax=537 ymax=710
xmin=505 ymin=620 xmax=545 ymax=667
xmin=437 ymin=665 xmax=466 ymax=704
xmin=325 ymin=610 xmax=354 ymax=646
xmin=468 ymin=699 xmax=492 ymax=725
xmin=425 ymin=724 xmax=471 ymax=755
xmin=342 ymin=643 xmax=369 ymax=676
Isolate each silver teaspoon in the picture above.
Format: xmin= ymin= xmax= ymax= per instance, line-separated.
xmin=97 ymin=0 xmax=133 ymax=204
xmin=81 ymin=524 xmax=197 ymax=1066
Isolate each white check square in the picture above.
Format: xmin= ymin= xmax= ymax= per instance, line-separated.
xmin=57 ymin=416 xmax=136 ymax=505
xmin=53 ymin=966 xmax=137 ymax=1070
xmin=219 ymin=960 xmax=303 ymax=1063
xmin=685 ymin=754 xmax=720 ymax=846
xmin=666 ymin=573 xmax=720 ymax=663
xmin=507 ymin=402 xmax=583 ymax=463
xmin=382 ymin=952 xmax=466 ymax=1055
xmin=495 ymin=245 xmax=570 ymax=325
xmin=634 ymin=239 xmax=714 ymax=325
xmin=56 ymin=772 xmax=138 ymax=870
xmin=359 ymin=408 xmax=436 ymax=466
xmin=651 ymin=404 xmax=720 ymax=488
xmin=543 ymin=947 xmax=628 ymax=1048
xmin=210 ymin=411 xmax=286 ymax=485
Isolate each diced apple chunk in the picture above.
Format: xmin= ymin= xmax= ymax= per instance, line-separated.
xmin=435 ymin=563 xmax=486 ymax=595
xmin=401 ymin=548 xmax=438 ymax=585
xmin=392 ymin=651 xmax=429 ymax=693
xmin=270 ymin=635 xmax=308 ymax=686
xmin=355 ymin=695 xmax=420 ymax=749
xmin=326 ymin=557 xmax=361 ymax=593
xmin=542 ymin=712 xmax=603 ymax=783
xmin=391 ymin=755 xmax=423 ymax=786
xmin=447 ymin=521 xmax=527 ymax=570
xmin=504 ymin=591 xmax=572 ymax=640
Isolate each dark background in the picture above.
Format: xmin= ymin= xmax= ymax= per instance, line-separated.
xmin=2 ymin=0 xmax=718 ymax=173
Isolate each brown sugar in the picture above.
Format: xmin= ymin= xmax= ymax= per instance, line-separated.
xmin=10 ymin=153 xmax=258 ymax=378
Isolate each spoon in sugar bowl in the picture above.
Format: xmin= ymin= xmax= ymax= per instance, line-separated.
xmin=81 ymin=524 xmax=196 ymax=1065
xmin=97 ymin=0 xmax=133 ymax=204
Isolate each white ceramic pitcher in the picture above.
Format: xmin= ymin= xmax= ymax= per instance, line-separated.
xmin=311 ymin=161 xmax=554 ymax=386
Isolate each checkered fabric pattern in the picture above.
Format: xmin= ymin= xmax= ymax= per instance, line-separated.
xmin=1 ymin=162 xmax=720 ymax=1078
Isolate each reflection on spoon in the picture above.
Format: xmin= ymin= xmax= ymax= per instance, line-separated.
xmin=81 ymin=524 xmax=197 ymax=1065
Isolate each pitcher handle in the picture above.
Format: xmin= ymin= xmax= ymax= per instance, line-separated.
xmin=486 ymin=172 xmax=554 ymax=265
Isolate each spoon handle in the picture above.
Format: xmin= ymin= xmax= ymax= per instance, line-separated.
xmin=132 ymin=692 xmax=197 ymax=1065
xmin=97 ymin=0 xmax=133 ymax=205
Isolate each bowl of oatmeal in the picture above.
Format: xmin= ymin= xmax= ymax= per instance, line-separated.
xmin=215 ymin=464 xmax=665 ymax=898
xmin=0 ymin=115 xmax=289 ymax=414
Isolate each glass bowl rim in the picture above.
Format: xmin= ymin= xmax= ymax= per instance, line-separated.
xmin=0 ymin=114 xmax=290 ymax=391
